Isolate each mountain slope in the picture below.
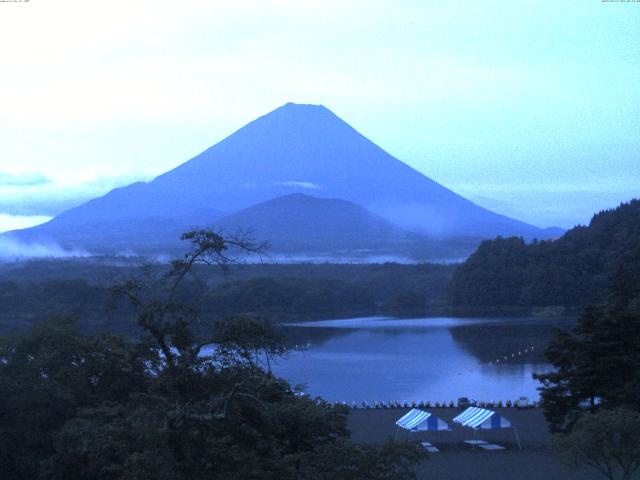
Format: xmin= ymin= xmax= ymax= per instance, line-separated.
xmin=7 ymin=102 xmax=558 ymax=255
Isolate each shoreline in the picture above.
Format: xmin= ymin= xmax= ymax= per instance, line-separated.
xmin=281 ymin=311 xmax=579 ymax=326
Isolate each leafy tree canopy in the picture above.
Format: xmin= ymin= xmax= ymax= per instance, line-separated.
xmin=535 ymin=243 xmax=640 ymax=432
xmin=555 ymin=408 xmax=640 ymax=480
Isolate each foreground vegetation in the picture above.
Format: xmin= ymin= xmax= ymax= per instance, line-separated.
xmin=0 ymin=231 xmax=424 ymax=479
xmin=535 ymin=241 xmax=640 ymax=480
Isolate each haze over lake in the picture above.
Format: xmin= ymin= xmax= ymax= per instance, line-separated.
xmin=273 ymin=317 xmax=572 ymax=403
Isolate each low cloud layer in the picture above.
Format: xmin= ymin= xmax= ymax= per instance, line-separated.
xmin=0 ymin=173 xmax=151 ymax=217
xmin=274 ymin=181 xmax=321 ymax=190
xmin=0 ymin=237 xmax=87 ymax=261
xmin=0 ymin=172 xmax=51 ymax=187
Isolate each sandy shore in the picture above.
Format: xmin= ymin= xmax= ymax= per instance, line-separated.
xmin=347 ymin=408 xmax=601 ymax=480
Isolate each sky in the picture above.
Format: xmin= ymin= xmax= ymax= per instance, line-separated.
xmin=0 ymin=0 xmax=638 ymax=233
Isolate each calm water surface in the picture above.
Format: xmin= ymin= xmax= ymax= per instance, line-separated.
xmin=272 ymin=316 xmax=574 ymax=403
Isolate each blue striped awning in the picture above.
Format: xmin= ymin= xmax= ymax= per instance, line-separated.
xmin=395 ymin=409 xmax=449 ymax=431
xmin=453 ymin=407 xmax=512 ymax=429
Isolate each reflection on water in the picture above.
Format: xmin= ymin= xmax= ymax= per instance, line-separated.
xmin=274 ymin=316 xmax=575 ymax=403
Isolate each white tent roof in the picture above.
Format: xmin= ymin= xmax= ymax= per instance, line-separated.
xmin=395 ymin=409 xmax=450 ymax=431
xmin=453 ymin=407 xmax=512 ymax=430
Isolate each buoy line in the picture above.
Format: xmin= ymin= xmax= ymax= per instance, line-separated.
xmin=488 ymin=345 xmax=535 ymax=366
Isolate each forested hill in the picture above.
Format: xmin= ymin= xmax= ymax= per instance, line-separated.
xmin=448 ymin=199 xmax=640 ymax=315
xmin=0 ymin=262 xmax=454 ymax=334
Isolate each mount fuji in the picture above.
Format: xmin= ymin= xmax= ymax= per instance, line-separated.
xmin=6 ymin=103 xmax=562 ymax=259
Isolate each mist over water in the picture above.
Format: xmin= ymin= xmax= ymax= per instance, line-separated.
xmin=255 ymin=253 xmax=419 ymax=264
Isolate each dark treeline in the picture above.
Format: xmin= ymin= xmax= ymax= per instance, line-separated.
xmin=0 ymin=261 xmax=454 ymax=334
xmin=448 ymin=199 xmax=640 ymax=315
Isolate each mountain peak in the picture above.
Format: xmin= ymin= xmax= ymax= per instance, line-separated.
xmin=284 ymin=101 xmax=319 ymax=107
xmin=281 ymin=101 xmax=327 ymax=110
xmin=263 ymin=102 xmax=336 ymax=123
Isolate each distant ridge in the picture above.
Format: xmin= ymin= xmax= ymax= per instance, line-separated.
xmin=214 ymin=193 xmax=411 ymax=251
xmin=210 ymin=193 xmax=482 ymax=262
xmin=6 ymin=102 xmax=561 ymax=258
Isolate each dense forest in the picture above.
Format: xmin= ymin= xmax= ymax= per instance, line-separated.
xmin=448 ymin=199 xmax=640 ymax=315
xmin=0 ymin=261 xmax=454 ymax=334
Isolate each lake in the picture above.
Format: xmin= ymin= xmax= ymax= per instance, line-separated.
xmin=272 ymin=316 xmax=575 ymax=404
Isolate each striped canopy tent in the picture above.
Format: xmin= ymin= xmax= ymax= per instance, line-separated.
xmin=395 ymin=409 xmax=450 ymax=432
xmin=453 ymin=407 xmax=521 ymax=449
xmin=453 ymin=407 xmax=511 ymax=429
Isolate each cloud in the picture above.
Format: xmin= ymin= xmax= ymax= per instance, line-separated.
xmin=0 ymin=214 xmax=51 ymax=234
xmin=242 ymin=181 xmax=322 ymax=190
xmin=0 ymin=237 xmax=87 ymax=261
xmin=0 ymin=172 xmax=51 ymax=187
xmin=273 ymin=181 xmax=321 ymax=189
xmin=0 ymin=172 xmax=151 ymax=217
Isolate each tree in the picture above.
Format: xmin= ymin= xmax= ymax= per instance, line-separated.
xmin=111 ymin=229 xmax=266 ymax=374
xmin=211 ymin=315 xmax=287 ymax=374
xmin=555 ymin=408 xmax=640 ymax=480
xmin=1 ymin=229 xmax=426 ymax=479
xmin=294 ymin=440 xmax=425 ymax=480
xmin=534 ymin=245 xmax=640 ymax=432
xmin=0 ymin=317 xmax=150 ymax=479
